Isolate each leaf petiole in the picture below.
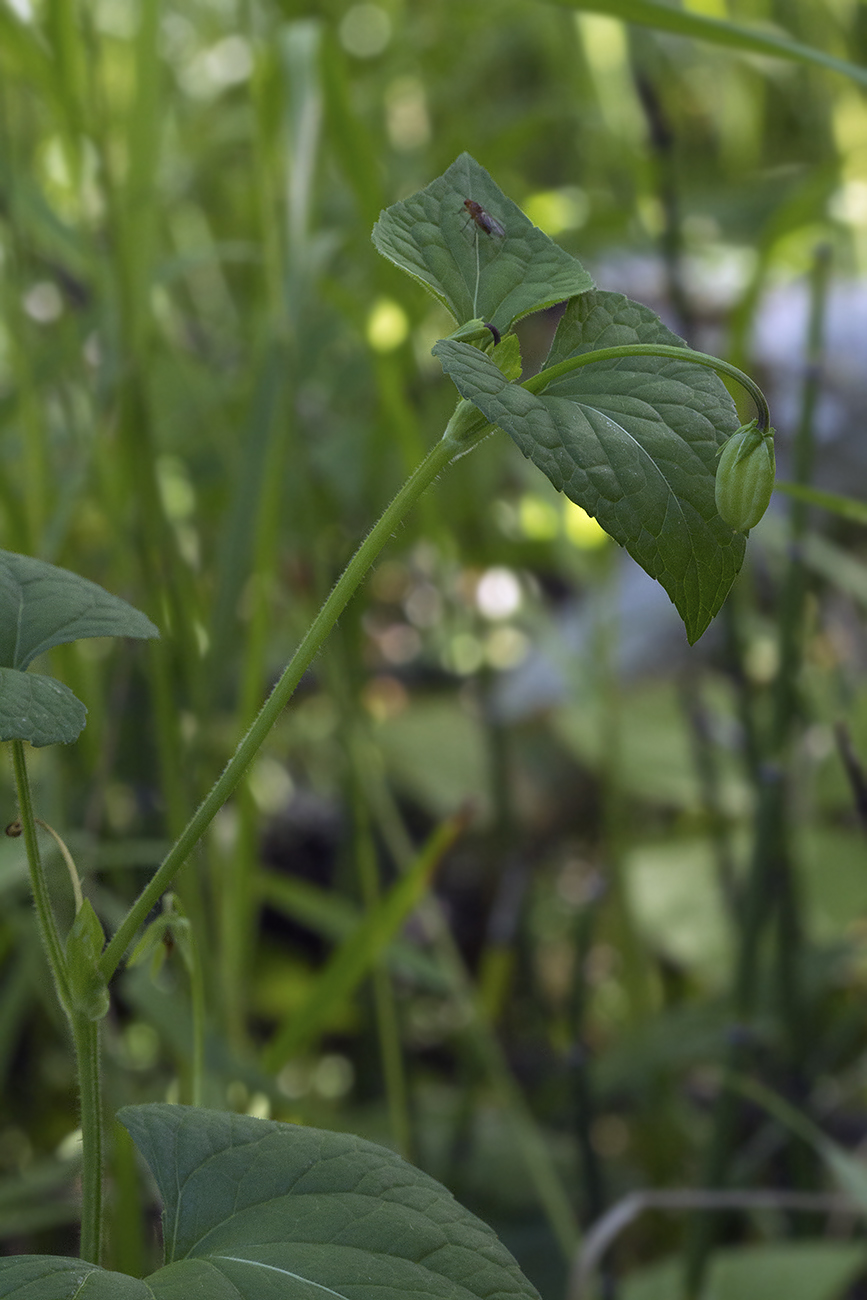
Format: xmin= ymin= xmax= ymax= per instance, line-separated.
xmin=524 ymin=342 xmax=771 ymax=433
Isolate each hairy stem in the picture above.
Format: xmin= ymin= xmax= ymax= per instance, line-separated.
xmin=72 ymin=1014 xmax=104 ymax=1264
xmin=9 ymin=741 xmax=71 ymax=1012
xmin=10 ymin=741 xmax=104 ymax=1262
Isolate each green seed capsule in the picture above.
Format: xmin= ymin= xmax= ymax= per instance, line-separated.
xmin=715 ymin=419 xmax=776 ymax=533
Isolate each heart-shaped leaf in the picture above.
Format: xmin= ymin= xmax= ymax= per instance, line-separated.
xmin=0 ymin=1106 xmax=545 ymax=1298
xmin=0 ymin=550 xmax=159 ymax=671
xmin=129 ymin=1103 xmax=540 ymax=1300
xmin=0 ymin=666 xmax=88 ymax=747
xmin=434 ymin=291 xmax=746 ymax=643
xmin=372 ymin=152 xmax=593 ymax=334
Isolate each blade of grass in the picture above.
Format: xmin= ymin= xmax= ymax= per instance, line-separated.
xmin=775 ymin=482 xmax=867 ymax=526
xmin=216 ymin=20 xmax=327 ymax=1046
xmin=363 ymin=763 xmax=581 ymax=1260
xmin=728 ymin=1074 xmax=867 ymax=1215
xmin=558 ymin=0 xmax=867 ymax=88
xmin=262 ymin=808 xmax=467 ymax=1070
xmin=0 ymin=6 xmax=59 ymax=106
xmin=684 ymin=246 xmax=833 ymax=1299
xmin=257 ymin=870 xmax=449 ymax=989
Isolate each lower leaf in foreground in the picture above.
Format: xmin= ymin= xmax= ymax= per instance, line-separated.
xmin=0 ymin=1257 xmax=151 ymax=1298
xmin=0 ymin=1106 xmax=544 ymax=1300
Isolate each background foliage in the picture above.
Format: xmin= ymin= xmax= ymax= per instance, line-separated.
xmin=3 ymin=1 xmax=867 ymax=1297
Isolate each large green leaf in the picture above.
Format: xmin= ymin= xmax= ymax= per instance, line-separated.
xmin=372 ymin=153 xmax=593 ymax=334
xmin=434 ymin=291 xmax=745 ymax=643
xmin=0 ymin=551 xmax=158 ymax=671
xmin=0 ymin=1105 xmax=542 ymax=1298
xmin=125 ymin=1104 xmax=539 ymax=1299
xmin=561 ymin=0 xmax=867 ymax=90
xmin=0 ymin=667 xmax=88 ymax=747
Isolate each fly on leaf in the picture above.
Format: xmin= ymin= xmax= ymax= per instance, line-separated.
xmin=463 ymin=199 xmax=506 ymax=239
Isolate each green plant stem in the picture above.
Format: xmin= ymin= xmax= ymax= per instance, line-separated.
xmin=184 ymin=919 xmax=207 ymax=1109
xmin=100 ymin=417 xmax=484 ymax=982
xmin=71 ymin=1013 xmax=104 ymax=1264
xmin=339 ymin=672 xmax=413 ymax=1161
xmin=9 ymin=741 xmax=71 ymax=1013
xmin=9 ymin=741 xmax=104 ymax=1263
xmin=359 ymin=823 xmax=413 ymax=1162
xmin=524 ymin=342 xmax=771 ymax=432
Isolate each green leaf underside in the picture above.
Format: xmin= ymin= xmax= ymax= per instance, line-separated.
xmin=0 ymin=550 xmax=159 ymax=671
xmin=372 ymin=152 xmax=593 ymax=334
xmin=434 ymin=291 xmax=746 ymax=644
xmin=0 ymin=666 xmax=87 ymax=746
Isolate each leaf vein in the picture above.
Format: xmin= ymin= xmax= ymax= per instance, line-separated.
xmin=212 ymin=1255 xmax=353 ymax=1299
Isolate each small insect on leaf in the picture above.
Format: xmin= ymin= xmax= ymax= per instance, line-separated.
xmin=463 ymin=199 xmax=506 ymax=239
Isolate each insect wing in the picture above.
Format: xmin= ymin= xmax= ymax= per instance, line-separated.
xmin=463 ymin=198 xmax=505 ymax=238
xmin=481 ymin=211 xmax=506 ymax=238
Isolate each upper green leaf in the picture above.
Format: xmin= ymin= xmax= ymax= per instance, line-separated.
xmin=434 ymin=291 xmax=746 ymax=643
xmin=116 ymin=1103 xmax=542 ymax=1300
xmin=372 ymin=153 xmax=593 ymax=334
xmin=0 ymin=550 xmax=159 ymax=671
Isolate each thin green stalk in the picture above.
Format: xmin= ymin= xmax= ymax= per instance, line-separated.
xmin=188 ymin=922 xmax=206 ymax=1108
xmin=629 ymin=35 xmax=695 ymax=339
xmin=524 ymin=343 xmax=771 ymax=432
xmin=71 ymin=1013 xmax=104 ymax=1265
xmin=9 ymin=741 xmax=71 ymax=1013
xmin=350 ymin=748 xmax=412 ymax=1161
xmin=570 ymin=884 xmax=607 ymax=1235
xmin=683 ymin=247 xmax=831 ymax=1299
xmin=363 ymin=761 xmax=580 ymax=1258
xmin=100 ymin=414 xmax=485 ymax=981
xmin=10 ymin=741 xmax=104 ymax=1263
xmin=765 ymin=248 xmax=830 ymax=1217
xmin=220 ymin=375 xmax=291 ymax=1047
xmin=681 ymin=673 xmax=740 ymax=923
xmin=329 ymin=626 xmax=414 ymax=1162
